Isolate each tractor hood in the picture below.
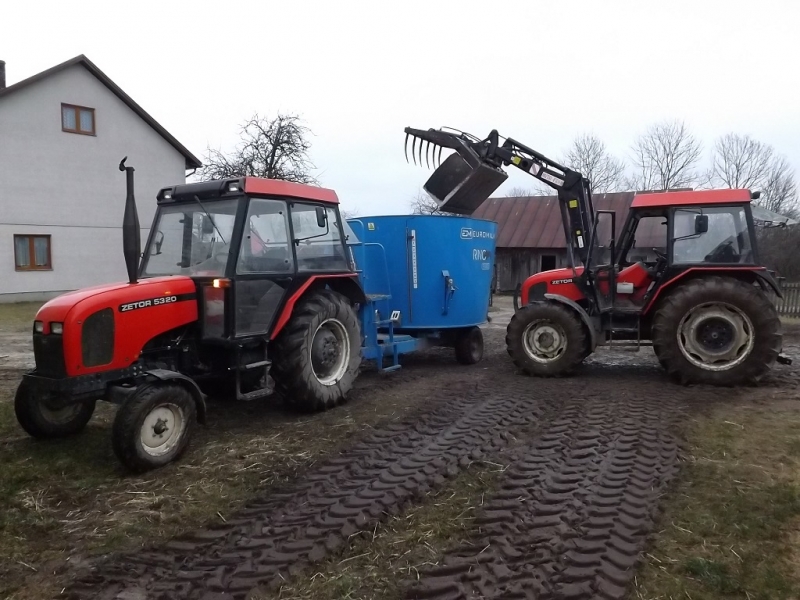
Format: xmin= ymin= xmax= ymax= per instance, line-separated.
xmin=34 ymin=276 xmax=196 ymax=332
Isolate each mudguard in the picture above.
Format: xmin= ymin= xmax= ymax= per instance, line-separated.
xmin=144 ymin=369 xmax=207 ymax=425
xmin=541 ymin=293 xmax=599 ymax=351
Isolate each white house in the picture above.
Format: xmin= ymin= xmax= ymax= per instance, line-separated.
xmin=0 ymin=55 xmax=201 ymax=302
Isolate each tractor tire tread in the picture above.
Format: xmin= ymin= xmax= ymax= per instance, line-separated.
xmin=505 ymin=302 xmax=588 ymax=377
xmin=270 ymin=290 xmax=361 ymax=413
xmin=112 ymin=382 xmax=197 ymax=473
xmin=14 ymin=379 xmax=96 ymax=439
xmin=651 ymin=275 xmax=781 ymax=386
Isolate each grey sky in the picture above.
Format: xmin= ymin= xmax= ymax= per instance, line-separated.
xmin=3 ymin=0 xmax=799 ymax=216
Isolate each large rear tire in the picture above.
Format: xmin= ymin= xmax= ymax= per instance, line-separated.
xmin=14 ymin=379 xmax=95 ymax=439
xmin=112 ymin=382 xmax=196 ymax=473
xmin=506 ymin=302 xmax=588 ymax=377
xmin=270 ymin=290 xmax=361 ymax=412
xmin=651 ymin=276 xmax=781 ymax=385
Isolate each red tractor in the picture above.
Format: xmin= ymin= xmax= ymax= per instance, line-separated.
xmin=15 ymin=159 xmax=366 ymax=472
xmin=404 ymin=126 xmax=791 ymax=385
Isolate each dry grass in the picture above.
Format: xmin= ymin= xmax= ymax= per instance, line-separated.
xmin=0 ymin=302 xmax=42 ymax=333
xmin=0 ymin=371 xmax=434 ymax=600
xmin=264 ymin=463 xmax=501 ymax=600
xmin=631 ymin=398 xmax=800 ymax=600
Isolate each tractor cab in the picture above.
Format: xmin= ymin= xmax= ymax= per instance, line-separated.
xmin=142 ymin=178 xmax=355 ymax=342
xmin=587 ymin=189 xmax=763 ymax=315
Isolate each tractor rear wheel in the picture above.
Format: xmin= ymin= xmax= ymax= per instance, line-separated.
xmin=112 ymin=382 xmax=196 ymax=472
xmin=454 ymin=326 xmax=484 ymax=365
xmin=14 ymin=379 xmax=95 ymax=439
xmin=270 ymin=290 xmax=361 ymax=412
xmin=506 ymin=302 xmax=588 ymax=377
xmin=652 ymin=276 xmax=782 ymax=385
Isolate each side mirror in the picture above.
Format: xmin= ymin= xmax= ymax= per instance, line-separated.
xmin=695 ymin=214 xmax=709 ymax=234
xmin=202 ymin=216 xmax=215 ymax=235
xmin=315 ymin=206 xmax=327 ymax=228
xmin=154 ymin=231 xmax=164 ymax=255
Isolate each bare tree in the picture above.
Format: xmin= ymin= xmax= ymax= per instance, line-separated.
xmin=761 ymin=158 xmax=799 ymax=216
xmin=563 ymin=133 xmax=626 ymax=193
xmin=409 ymin=189 xmax=459 ymax=215
xmin=626 ymin=120 xmax=702 ymax=191
xmin=707 ymin=133 xmax=798 ymax=216
xmin=199 ymin=112 xmax=318 ymax=184
xmin=504 ymin=186 xmax=544 ymax=197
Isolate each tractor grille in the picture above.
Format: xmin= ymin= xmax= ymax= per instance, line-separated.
xmin=33 ymin=333 xmax=67 ymax=378
xmin=82 ymin=308 xmax=115 ymax=367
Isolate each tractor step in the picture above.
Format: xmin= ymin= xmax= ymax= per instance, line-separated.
xmin=241 ymin=360 xmax=270 ymax=370
xmin=238 ymin=388 xmax=272 ymax=401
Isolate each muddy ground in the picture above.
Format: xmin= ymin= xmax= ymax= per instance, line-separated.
xmin=1 ymin=297 xmax=799 ymax=600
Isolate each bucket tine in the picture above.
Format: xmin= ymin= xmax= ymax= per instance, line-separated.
xmin=411 ymin=135 xmax=418 ymax=166
xmin=404 ymin=132 xmax=410 ymax=163
xmin=418 ymin=137 xmax=424 ymax=167
xmin=425 ymin=140 xmax=432 ymax=169
xmin=437 ymin=144 xmax=443 ymax=167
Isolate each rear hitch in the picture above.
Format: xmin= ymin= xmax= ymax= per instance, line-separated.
xmin=778 ymin=353 xmax=793 ymax=365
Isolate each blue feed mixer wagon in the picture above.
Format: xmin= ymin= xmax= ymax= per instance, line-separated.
xmin=345 ymin=214 xmax=498 ymax=371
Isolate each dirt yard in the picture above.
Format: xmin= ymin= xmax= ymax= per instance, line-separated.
xmin=1 ymin=297 xmax=799 ymax=600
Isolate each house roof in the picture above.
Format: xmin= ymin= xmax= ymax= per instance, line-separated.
xmin=473 ymin=192 xmax=638 ymax=248
xmin=0 ymin=54 xmax=202 ymax=170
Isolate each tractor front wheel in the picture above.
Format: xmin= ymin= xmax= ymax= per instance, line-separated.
xmin=506 ymin=302 xmax=588 ymax=377
xmin=14 ymin=379 xmax=95 ymax=439
xmin=271 ymin=290 xmax=361 ymax=412
xmin=652 ymin=276 xmax=782 ymax=385
xmin=112 ymin=382 xmax=196 ymax=472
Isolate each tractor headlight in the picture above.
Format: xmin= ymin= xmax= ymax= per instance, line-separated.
xmin=50 ymin=322 xmax=63 ymax=335
xmin=34 ymin=321 xmax=44 ymax=333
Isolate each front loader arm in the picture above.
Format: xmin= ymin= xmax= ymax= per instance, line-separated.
xmin=404 ymin=127 xmax=596 ymax=267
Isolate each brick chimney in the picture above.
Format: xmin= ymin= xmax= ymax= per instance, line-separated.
xmin=0 ymin=61 xmax=5 ymax=90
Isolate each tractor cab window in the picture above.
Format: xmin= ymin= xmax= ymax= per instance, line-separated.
xmin=672 ymin=206 xmax=753 ymax=264
xmin=237 ymin=198 xmax=293 ymax=273
xmin=142 ymin=199 xmax=240 ymax=277
xmin=624 ymin=216 xmax=668 ymax=266
xmin=290 ymin=203 xmax=349 ymax=272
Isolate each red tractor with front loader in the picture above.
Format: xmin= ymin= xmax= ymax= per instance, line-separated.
xmin=15 ymin=159 xmax=366 ymax=472
xmin=404 ymin=126 xmax=792 ymax=385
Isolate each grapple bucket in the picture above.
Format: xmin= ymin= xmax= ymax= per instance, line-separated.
xmin=404 ymin=126 xmax=508 ymax=216
xmin=424 ymin=152 xmax=507 ymax=215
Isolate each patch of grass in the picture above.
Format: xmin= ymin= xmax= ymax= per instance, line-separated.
xmin=0 ymin=366 xmax=467 ymax=600
xmin=268 ymin=463 xmax=501 ymax=600
xmin=0 ymin=302 xmax=42 ymax=333
xmin=631 ymin=400 xmax=800 ymax=600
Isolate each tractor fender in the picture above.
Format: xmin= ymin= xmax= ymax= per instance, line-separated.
xmin=542 ymin=293 xmax=598 ymax=351
xmin=143 ymin=369 xmax=207 ymax=425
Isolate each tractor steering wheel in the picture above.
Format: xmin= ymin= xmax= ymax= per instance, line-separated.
xmin=653 ymin=248 xmax=667 ymax=261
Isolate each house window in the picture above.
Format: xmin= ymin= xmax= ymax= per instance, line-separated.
xmin=14 ymin=235 xmax=52 ymax=271
xmin=61 ymin=103 xmax=95 ymax=135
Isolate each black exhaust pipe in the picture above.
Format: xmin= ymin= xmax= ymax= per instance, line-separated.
xmin=119 ymin=157 xmax=141 ymax=285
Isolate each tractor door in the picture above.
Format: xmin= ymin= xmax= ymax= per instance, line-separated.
xmin=234 ymin=198 xmax=295 ymax=337
xmin=614 ymin=211 xmax=669 ymax=307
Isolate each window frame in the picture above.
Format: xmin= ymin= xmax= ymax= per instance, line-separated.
xmin=61 ymin=103 xmax=96 ymax=136
xmin=668 ymin=204 xmax=757 ymax=266
xmin=288 ymin=201 xmax=350 ymax=273
xmin=14 ymin=234 xmax=52 ymax=271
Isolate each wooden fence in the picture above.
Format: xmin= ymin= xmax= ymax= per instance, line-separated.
xmin=769 ymin=281 xmax=800 ymax=318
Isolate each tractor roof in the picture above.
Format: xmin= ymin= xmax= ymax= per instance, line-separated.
xmin=158 ymin=177 xmax=339 ymax=205
xmin=631 ymin=188 xmax=752 ymax=209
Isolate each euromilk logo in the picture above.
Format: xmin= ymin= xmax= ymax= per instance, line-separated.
xmin=460 ymin=227 xmax=495 ymax=240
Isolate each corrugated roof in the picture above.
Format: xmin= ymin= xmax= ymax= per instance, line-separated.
xmin=473 ymin=192 xmax=639 ymax=248
xmin=0 ymin=55 xmax=202 ymax=169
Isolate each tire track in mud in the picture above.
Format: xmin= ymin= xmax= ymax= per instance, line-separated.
xmin=404 ymin=391 xmax=686 ymax=600
xmin=62 ymin=336 xmax=731 ymax=600
xmin=62 ymin=368 xmax=560 ymax=600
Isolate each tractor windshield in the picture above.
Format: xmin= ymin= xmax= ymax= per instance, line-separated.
xmin=141 ymin=199 xmax=241 ymax=277
xmin=672 ymin=206 xmax=754 ymax=264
